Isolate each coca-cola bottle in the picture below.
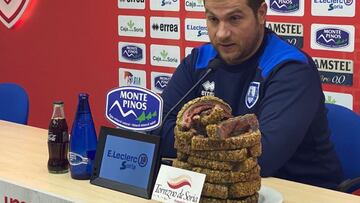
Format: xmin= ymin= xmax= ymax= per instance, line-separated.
xmin=48 ymin=101 xmax=69 ymax=173
xmin=69 ymin=93 xmax=97 ymax=179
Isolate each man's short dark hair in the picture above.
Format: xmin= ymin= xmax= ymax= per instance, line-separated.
xmin=204 ymin=0 xmax=265 ymax=14
xmin=246 ymin=0 xmax=265 ymax=14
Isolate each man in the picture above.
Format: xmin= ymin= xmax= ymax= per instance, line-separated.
xmin=158 ymin=0 xmax=343 ymax=189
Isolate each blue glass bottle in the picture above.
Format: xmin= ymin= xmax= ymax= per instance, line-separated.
xmin=69 ymin=93 xmax=98 ymax=179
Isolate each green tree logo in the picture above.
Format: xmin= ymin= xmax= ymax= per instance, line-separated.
xmin=136 ymin=111 xmax=158 ymax=123
xmin=127 ymin=20 xmax=135 ymax=29
xmin=335 ymin=39 xmax=348 ymax=45
xmin=325 ymin=96 xmax=337 ymax=104
xmin=160 ymin=50 xmax=168 ymax=60
xmin=288 ymin=4 xmax=299 ymax=10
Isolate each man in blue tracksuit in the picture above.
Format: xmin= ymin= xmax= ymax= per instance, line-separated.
xmin=158 ymin=0 xmax=343 ymax=189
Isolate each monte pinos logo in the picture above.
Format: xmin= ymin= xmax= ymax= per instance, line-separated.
xmin=316 ymin=27 xmax=349 ymax=48
xmin=105 ymin=86 xmax=163 ymax=131
xmin=269 ymin=0 xmax=300 ymax=13
xmin=311 ymin=24 xmax=354 ymax=52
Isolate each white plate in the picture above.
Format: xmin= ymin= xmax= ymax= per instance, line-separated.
xmin=258 ymin=185 xmax=283 ymax=203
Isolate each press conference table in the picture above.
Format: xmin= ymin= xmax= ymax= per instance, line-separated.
xmin=0 ymin=120 xmax=360 ymax=203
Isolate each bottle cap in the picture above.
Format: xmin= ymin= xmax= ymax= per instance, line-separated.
xmin=79 ymin=93 xmax=89 ymax=100
xmin=77 ymin=93 xmax=90 ymax=113
xmin=53 ymin=101 xmax=64 ymax=105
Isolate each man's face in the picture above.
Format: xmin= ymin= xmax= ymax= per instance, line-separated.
xmin=205 ymin=0 xmax=267 ymax=65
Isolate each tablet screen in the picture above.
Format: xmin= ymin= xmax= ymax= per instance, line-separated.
xmin=90 ymin=126 xmax=160 ymax=199
xmin=99 ymin=135 xmax=155 ymax=189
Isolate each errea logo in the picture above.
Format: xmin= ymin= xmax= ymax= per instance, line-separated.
xmin=150 ymin=17 xmax=180 ymax=40
xmin=118 ymin=15 xmax=146 ymax=37
xmin=201 ymin=81 xmax=215 ymax=96
xmin=118 ymin=0 xmax=145 ymax=9
xmin=185 ymin=0 xmax=205 ymax=12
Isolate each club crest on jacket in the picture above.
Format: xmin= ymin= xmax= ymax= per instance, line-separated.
xmin=245 ymin=82 xmax=260 ymax=109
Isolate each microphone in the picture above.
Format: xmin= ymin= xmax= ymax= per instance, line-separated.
xmin=157 ymin=58 xmax=225 ymax=164
xmin=161 ymin=58 xmax=225 ymax=125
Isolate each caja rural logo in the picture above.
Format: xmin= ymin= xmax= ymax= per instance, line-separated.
xmin=316 ymin=27 xmax=349 ymax=48
xmin=269 ymin=0 xmax=299 ymax=13
xmin=122 ymin=19 xmax=143 ymax=32
xmin=118 ymin=16 xmax=145 ymax=37
xmin=153 ymin=49 xmax=178 ymax=63
xmin=105 ymin=86 xmax=163 ymax=131
xmin=186 ymin=0 xmax=204 ymax=9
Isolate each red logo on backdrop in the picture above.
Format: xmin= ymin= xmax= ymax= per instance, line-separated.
xmin=0 ymin=0 xmax=30 ymax=28
xmin=167 ymin=175 xmax=192 ymax=189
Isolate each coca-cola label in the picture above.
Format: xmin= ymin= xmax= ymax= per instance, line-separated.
xmin=48 ymin=131 xmax=68 ymax=142
xmin=48 ymin=132 xmax=56 ymax=141
xmin=105 ymin=86 xmax=163 ymax=131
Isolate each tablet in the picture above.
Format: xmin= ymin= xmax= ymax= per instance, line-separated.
xmin=90 ymin=126 xmax=160 ymax=199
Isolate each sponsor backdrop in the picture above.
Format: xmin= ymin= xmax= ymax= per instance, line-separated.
xmin=117 ymin=0 xmax=359 ymax=112
xmin=0 ymin=1 xmax=358 ymax=130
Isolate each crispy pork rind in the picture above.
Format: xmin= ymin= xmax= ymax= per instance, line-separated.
xmin=202 ymin=182 xmax=229 ymax=199
xmin=193 ymin=165 xmax=260 ymax=184
xmin=191 ymin=130 xmax=261 ymax=151
xmin=176 ymin=96 xmax=232 ymax=131
xmin=173 ymin=96 xmax=262 ymax=202
xmin=187 ymin=156 xmax=257 ymax=172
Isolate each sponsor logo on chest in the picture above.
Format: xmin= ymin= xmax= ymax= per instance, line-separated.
xmin=201 ymin=81 xmax=215 ymax=96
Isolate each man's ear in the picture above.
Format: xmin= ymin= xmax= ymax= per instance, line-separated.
xmin=257 ymin=2 xmax=267 ymax=25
